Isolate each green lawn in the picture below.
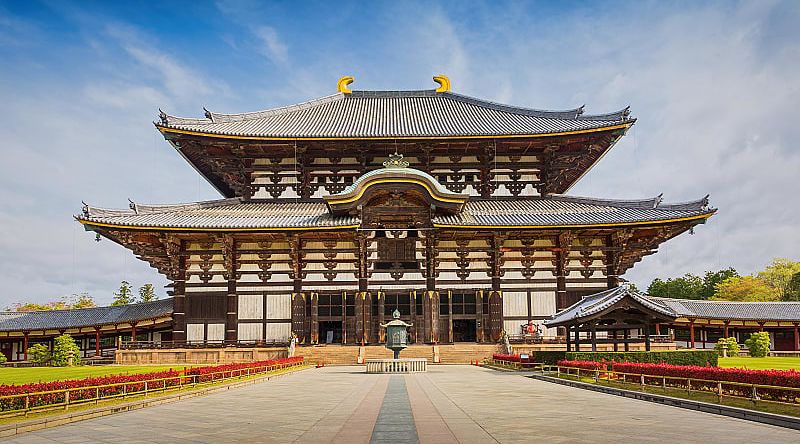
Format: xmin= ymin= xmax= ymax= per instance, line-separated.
xmin=0 ymin=365 xmax=196 ymax=385
xmin=719 ymin=356 xmax=800 ymax=371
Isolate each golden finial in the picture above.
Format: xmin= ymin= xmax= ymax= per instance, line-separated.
xmin=433 ymin=74 xmax=450 ymax=93
xmin=337 ymin=76 xmax=354 ymax=94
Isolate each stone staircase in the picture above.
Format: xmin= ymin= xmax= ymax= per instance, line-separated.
xmin=437 ymin=344 xmax=500 ymax=364
xmin=296 ymin=343 xmax=500 ymax=365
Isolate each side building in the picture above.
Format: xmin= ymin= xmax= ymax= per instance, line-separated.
xmin=74 ymin=76 xmax=715 ymax=348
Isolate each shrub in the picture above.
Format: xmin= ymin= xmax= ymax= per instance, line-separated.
xmin=557 ymin=360 xmax=606 ymax=373
xmin=532 ymin=351 xmax=567 ymax=365
xmin=27 ymin=344 xmax=50 ymax=365
xmin=0 ymin=354 xmax=6 ymax=364
xmin=184 ymin=357 xmax=305 ymax=382
xmin=52 ymin=334 xmax=81 ymax=367
xmin=492 ymin=353 xmax=520 ymax=362
xmin=745 ymin=332 xmax=771 ymax=358
xmin=714 ymin=337 xmax=741 ymax=357
xmin=567 ymin=350 xmax=717 ymax=367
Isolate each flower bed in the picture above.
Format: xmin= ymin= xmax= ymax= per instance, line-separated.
xmin=0 ymin=356 xmax=305 ymax=412
xmin=557 ymin=360 xmax=606 ymax=372
xmin=185 ymin=357 xmax=305 ymax=382
xmin=492 ymin=353 xmax=520 ymax=363
xmin=612 ymin=362 xmax=800 ymax=403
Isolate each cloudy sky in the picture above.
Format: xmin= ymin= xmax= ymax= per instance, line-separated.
xmin=0 ymin=0 xmax=798 ymax=307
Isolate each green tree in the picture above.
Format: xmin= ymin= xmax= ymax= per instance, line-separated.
xmin=0 ymin=353 xmax=6 ymax=364
xmin=757 ymin=258 xmax=800 ymax=301
xmin=27 ymin=344 xmax=50 ymax=364
xmin=699 ymin=268 xmax=739 ymax=300
xmin=787 ymin=272 xmax=800 ymax=302
xmin=138 ymin=284 xmax=158 ymax=303
xmin=744 ymin=331 xmax=771 ymax=358
xmin=69 ymin=293 xmax=96 ymax=309
xmin=112 ymin=281 xmax=133 ymax=306
xmin=51 ymin=334 xmax=81 ymax=367
xmin=712 ymin=276 xmax=780 ymax=301
xmin=647 ymin=274 xmax=704 ymax=299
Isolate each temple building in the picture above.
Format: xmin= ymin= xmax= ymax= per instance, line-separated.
xmin=71 ymin=75 xmax=716 ymax=349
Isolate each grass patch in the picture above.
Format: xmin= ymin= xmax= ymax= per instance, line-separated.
xmin=719 ymin=356 xmax=800 ymax=371
xmin=0 ymin=364 xmax=308 ymax=426
xmin=0 ymin=365 xmax=198 ymax=385
xmin=548 ymin=372 xmax=800 ymax=418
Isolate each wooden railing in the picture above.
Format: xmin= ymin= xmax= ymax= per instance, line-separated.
xmin=546 ymin=365 xmax=800 ymax=407
xmin=0 ymin=360 xmax=305 ymax=418
xmin=488 ymin=359 xmax=545 ymax=370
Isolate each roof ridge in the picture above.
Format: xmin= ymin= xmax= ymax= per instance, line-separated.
xmin=443 ymin=91 xmax=587 ymax=120
xmin=160 ymin=93 xmax=345 ymax=126
xmin=547 ymin=194 xmax=662 ymax=209
xmin=81 ymin=197 xmax=241 ymax=219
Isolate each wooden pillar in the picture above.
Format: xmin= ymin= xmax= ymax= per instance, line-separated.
xmin=130 ymin=323 xmax=137 ymax=344
xmin=623 ymin=329 xmax=629 ymax=352
xmin=590 ymin=322 xmax=597 ymax=352
xmin=574 ymin=326 xmax=581 ymax=352
xmin=758 ymin=322 xmax=765 ymax=332
xmin=644 ymin=324 xmax=651 ymax=351
xmin=94 ymin=327 xmax=101 ymax=356
xmin=378 ymin=291 xmax=385 ymax=343
xmin=655 ymin=323 xmax=661 ymax=335
xmin=23 ymin=332 xmax=29 ymax=361
xmin=488 ymin=290 xmax=503 ymax=342
xmin=612 ymin=330 xmax=618 ymax=352
xmin=723 ymin=321 xmax=730 ymax=338
xmin=566 ymin=326 xmax=572 ymax=352
xmin=363 ymin=292 xmax=373 ymax=344
xmin=410 ymin=290 xmax=417 ymax=344
xmin=171 ymin=239 xmax=187 ymax=344
xmin=793 ymin=324 xmax=799 ymax=352
xmin=222 ymin=235 xmax=238 ymax=344
xmin=476 ymin=290 xmax=484 ymax=343
xmin=447 ymin=290 xmax=453 ymax=343
xmin=689 ymin=321 xmax=695 ymax=349
xmin=425 ymin=233 xmax=436 ymax=292
xmin=310 ymin=293 xmax=319 ymax=344
xmin=341 ymin=291 xmax=347 ymax=344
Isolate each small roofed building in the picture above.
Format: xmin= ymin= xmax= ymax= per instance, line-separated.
xmin=0 ymin=299 xmax=172 ymax=362
xmin=73 ymin=75 xmax=716 ymax=357
xmin=544 ymin=285 xmax=677 ymax=352
xmin=655 ymin=299 xmax=800 ymax=352
xmin=545 ymin=288 xmax=800 ymax=353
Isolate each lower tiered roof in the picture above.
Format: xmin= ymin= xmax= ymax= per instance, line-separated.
xmin=77 ymin=194 xmax=714 ymax=231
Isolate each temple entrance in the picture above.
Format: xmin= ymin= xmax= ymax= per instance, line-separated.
xmin=319 ymin=321 xmax=342 ymax=344
xmin=452 ymin=319 xmax=477 ymax=342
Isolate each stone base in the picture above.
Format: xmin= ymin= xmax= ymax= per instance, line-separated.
xmin=115 ymin=347 xmax=287 ymax=365
xmin=365 ymin=358 xmax=427 ymax=373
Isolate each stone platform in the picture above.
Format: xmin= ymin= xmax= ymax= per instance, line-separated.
xmin=366 ymin=358 xmax=427 ymax=373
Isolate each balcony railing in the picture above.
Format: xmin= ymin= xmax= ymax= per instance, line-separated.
xmin=120 ymin=340 xmax=289 ymax=350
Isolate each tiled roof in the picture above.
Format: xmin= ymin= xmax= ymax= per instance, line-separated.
xmin=77 ymin=195 xmax=713 ymax=230
xmin=654 ymin=298 xmax=800 ymax=322
xmin=157 ymin=90 xmax=633 ymax=139
xmin=545 ymin=286 xmax=676 ymax=327
xmin=0 ymin=299 xmax=173 ymax=332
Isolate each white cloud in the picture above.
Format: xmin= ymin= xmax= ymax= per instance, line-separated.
xmin=254 ymin=26 xmax=288 ymax=66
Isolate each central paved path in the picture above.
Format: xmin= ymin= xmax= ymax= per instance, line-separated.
xmin=4 ymin=366 xmax=799 ymax=443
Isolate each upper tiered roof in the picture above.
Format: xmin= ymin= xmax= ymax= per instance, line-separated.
xmin=157 ymin=88 xmax=633 ymax=140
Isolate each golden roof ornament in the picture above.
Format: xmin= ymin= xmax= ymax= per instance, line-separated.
xmin=433 ymin=74 xmax=450 ymax=92
xmin=383 ymin=151 xmax=409 ymax=168
xmin=337 ymin=75 xmax=354 ymax=94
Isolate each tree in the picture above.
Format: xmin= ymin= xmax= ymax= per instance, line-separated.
xmin=69 ymin=293 xmax=96 ymax=309
xmin=699 ymin=268 xmax=739 ymax=300
xmin=712 ymin=276 xmax=780 ymax=302
xmin=51 ymin=334 xmax=81 ymax=367
xmin=647 ymin=274 xmax=704 ymax=299
xmin=27 ymin=344 xmax=50 ymax=365
xmin=757 ymin=258 xmax=800 ymax=301
xmin=787 ymin=272 xmax=800 ymax=302
xmin=744 ymin=332 xmax=771 ymax=358
xmin=138 ymin=284 xmax=158 ymax=303
xmin=112 ymin=281 xmax=133 ymax=306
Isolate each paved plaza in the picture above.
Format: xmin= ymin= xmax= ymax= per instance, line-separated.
xmin=3 ymin=366 xmax=799 ymax=443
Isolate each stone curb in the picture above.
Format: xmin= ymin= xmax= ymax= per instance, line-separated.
xmin=530 ymin=374 xmax=800 ymax=431
xmin=0 ymin=366 xmax=309 ymax=438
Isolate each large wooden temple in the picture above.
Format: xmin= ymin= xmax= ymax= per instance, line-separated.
xmin=76 ymin=75 xmax=716 ymax=348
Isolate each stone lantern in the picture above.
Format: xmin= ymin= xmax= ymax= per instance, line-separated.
xmin=381 ymin=309 xmax=412 ymax=359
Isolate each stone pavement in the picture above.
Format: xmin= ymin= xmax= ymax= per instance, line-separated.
xmin=3 ymin=366 xmax=799 ymax=443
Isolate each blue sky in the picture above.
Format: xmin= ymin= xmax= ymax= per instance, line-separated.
xmin=1 ymin=0 xmax=798 ymax=306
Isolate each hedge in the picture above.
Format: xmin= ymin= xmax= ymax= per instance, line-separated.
xmin=529 ymin=351 xmax=567 ymax=365
xmin=566 ymin=350 xmax=717 ymax=367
